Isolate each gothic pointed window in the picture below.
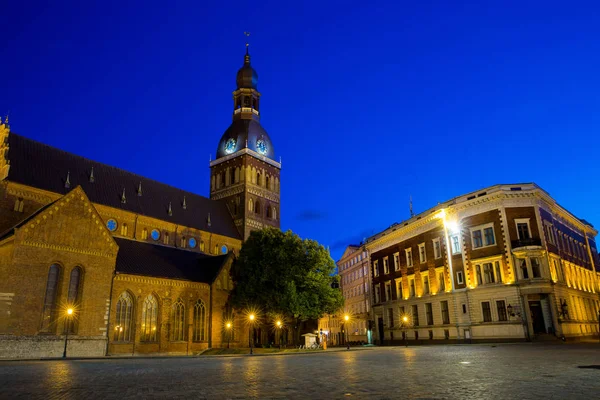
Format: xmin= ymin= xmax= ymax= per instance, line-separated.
xmin=140 ymin=295 xmax=158 ymax=342
xmin=266 ymin=175 xmax=270 ymax=190
xmin=114 ymin=292 xmax=133 ymax=342
xmin=193 ymin=300 xmax=207 ymax=342
xmin=142 ymin=228 xmax=148 ymax=240
xmin=65 ymin=266 xmax=82 ymax=334
xmin=171 ymin=299 xmax=186 ymax=341
xmin=248 ymin=198 xmax=254 ymax=212
xmin=121 ymin=223 xmax=128 ymax=236
xmin=40 ymin=264 xmax=61 ymax=332
xmin=164 ymin=232 xmax=169 ymax=245
xmin=254 ymin=200 xmax=261 ymax=215
xmin=200 ymin=240 xmax=205 ymax=252
xmin=257 ymin=172 xmax=261 ymax=186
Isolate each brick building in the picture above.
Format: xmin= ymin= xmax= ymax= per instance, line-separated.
xmin=366 ymin=184 xmax=600 ymax=344
xmin=0 ymin=46 xmax=281 ymax=358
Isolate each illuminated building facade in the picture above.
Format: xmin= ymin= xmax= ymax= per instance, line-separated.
xmin=0 ymin=47 xmax=278 ymax=358
xmin=366 ymin=184 xmax=600 ymax=344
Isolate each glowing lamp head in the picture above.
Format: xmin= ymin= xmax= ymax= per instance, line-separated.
xmin=276 ymin=320 xmax=282 ymax=327
xmin=67 ymin=308 xmax=74 ymax=315
xmin=445 ymin=220 xmax=459 ymax=234
xmin=403 ymin=316 xmax=408 ymax=322
xmin=249 ymin=314 xmax=255 ymax=321
xmin=226 ymin=322 xmax=231 ymax=329
xmin=344 ymin=315 xmax=349 ymax=321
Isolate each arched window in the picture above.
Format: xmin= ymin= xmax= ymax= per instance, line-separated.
xmin=211 ymin=175 xmax=215 ymax=191
xmin=200 ymin=241 xmax=205 ymax=252
xmin=193 ymin=300 xmax=207 ymax=342
xmin=220 ymin=172 xmax=226 ymax=187
xmin=234 ymin=167 xmax=240 ymax=183
xmin=214 ymin=244 xmax=219 ymax=255
xmin=14 ymin=198 xmax=24 ymax=212
xmin=121 ymin=223 xmax=128 ymax=236
xmin=142 ymin=228 xmax=148 ymax=240
xmin=266 ymin=175 xmax=270 ymax=190
xmin=40 ymin=264 xmax=60 ymax=332
xmin=257 ymin=172 xmax=261 ymax=186
xmin=254 ymin=200 xmax=261 ymax=214
xmin=164 ymin=232 xmax=169 ymax=245
xmin=181 ymin=237 xmax=186 ymax=247
xmin=229 ymin=168 xmax=235 ymax=185
xmin=65 ymin=266 xmax=82 ymax=334
xmin=248 ymin=198 xmax=254 ymax=212
xmin=114 ymin=292 xmax=133 ymax=342
xmin=266 ymin=206 xmax=272 ymax=218
xmin=272 ymin=207 xmax=277 ymax=220
xmin=140 ymin=295 xmax=158 ymax=342
xmin=171 ymin=299 xmax=185 ymax=341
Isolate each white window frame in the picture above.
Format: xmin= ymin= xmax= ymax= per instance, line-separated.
xmin=418 ymin=243 xmax=427 ymax=264
xmin=544 ymin=222 xmax=554 ymax=245
xmin=457 ymin=271 xmax=464 ymax=285
xmin=432 ymin=238 xmax=442 ymax=259
xmin=515 ymin=218 xmax=532 ymax=240
xmin=405 ymin=248 xmax=413 ymax=267
xmin=373 ymin=260 xmax=379 ymax=277
xmin=393 ymin=252 xmax=400 ymax=271
xmin=469 ymin=222 xmax=496 ymax=249
xmin=450 ymin=234 xmax=461 ymax=255
xmin=385 ymin=281 xmax=392 ymax=302
xmin=383 ymin=257 xmax=390 ymax=275
xmin=395 ymin=278 xmax=404 ymax=300
xmin=374 ymin=286 xmax=381 ymax=303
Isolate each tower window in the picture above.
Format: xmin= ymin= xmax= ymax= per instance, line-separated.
xmin=248 ymin=198 xmax=254 ymax=212
xmin=14 ymin=198 xmax=24 ymax=212
xmin=221 ymin=172 xmax=226 ymax=187
xmin=142 ymin=228 xmax=148 ymax=240
xmin=272 ymin=207 xmax=277 ymax=220
xmin=244 ymin=96 xmax=250 ymax=107
xmin=266 ymin=175 xmax=270 ymax=190
xmin=254 ymin=200 xmax=261 ymax=214
xmin=257 ymin=172 xmax=261 ymax=186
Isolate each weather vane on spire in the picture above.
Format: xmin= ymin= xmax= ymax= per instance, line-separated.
xmin=244 ymin=31 xmax=251 ymax=48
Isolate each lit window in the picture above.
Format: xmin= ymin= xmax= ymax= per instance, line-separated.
xmin=142 ymin=228 xmax=148 ymax=240
xmin=409 ymin=278 xmax=415 ymax=297
xmin=373 ymin=260 xmax=379 ymax=277
xmin=438 ymin=272 xmax=446 ymax=292
xmin=163 ymin=232 xmax=169 ymax=245
xmin=426 ymin=303 xmax=433 ymax=325
xmin=476 ymin=265 xmax=483 ymax=285
xmin=121 ymin=223 xmax=128 ymax=236
xmin=418 ymin=243 xmax=426 ymax=264
xmin=441 ymin=301 xmax=450 ymax=324
xmin=383 ymin=257 xmax=389 ymax=274
xmin=423 ymin=276 xmax=430 ymax=294
xmin=114 ymin=292 xmax=133 ymax=342
xmin=393 ymin=253 xmax=400 ymax=271
xmin=171 ymin=299 xmax=186 ymax=341
xmin=457 ymin=271 xmax=464 ymax=285
xmin=482 ymin=301 xmax=492 ymax=322
xmin=405 ymin=248 xmax=413 ymax=267
xmin=181 ymin=237 xmax=186 ymax=247
xmin=451 ymin=235 xmax=461 ymax=254
xmin=140 ymin=295 xmax=158 ymax=342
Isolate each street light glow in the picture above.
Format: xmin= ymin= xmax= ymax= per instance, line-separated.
xmin=67 ymin=308 xmax=73 ymax=315
xmin=249 ymin=314 xmax=255 ymax=321
xmin=226 ymin=322 xmax=231 ymax=329
xmin=276 ymin=320 xmax=282 ymax=327
xmin=403 ymin=316 xmax=408 ymax=322
xmin=344 ymin=314 xmax=349 ymax=321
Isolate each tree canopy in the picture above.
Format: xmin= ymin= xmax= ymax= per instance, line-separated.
xmin=229 ymin=228 xmax=343 ymax=324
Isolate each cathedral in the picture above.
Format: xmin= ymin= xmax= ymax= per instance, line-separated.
xmin=0 ymin=47 xmax=280 ymax=358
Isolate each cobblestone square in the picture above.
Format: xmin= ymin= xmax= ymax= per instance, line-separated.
xmin=1 ymin=343 xmax=599 ymax=399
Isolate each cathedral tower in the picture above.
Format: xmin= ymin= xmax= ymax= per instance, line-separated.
xmin=210 ymin=46 xmax=281 ymax=240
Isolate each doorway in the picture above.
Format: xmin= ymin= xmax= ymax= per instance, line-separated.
xmin=529 ymin=301 xmax=547 ymax=334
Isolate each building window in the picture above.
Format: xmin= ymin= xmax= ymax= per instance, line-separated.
xmin=200 ymin=241 xmax=205 ymax=252
xmin=383 ymin=257 xmax=390 ymax=274
xmin=140 ymin=295 xmax=158 ymax=342
xmin=385 ymin=281 xmax=392 ymax=301
xmin=476 ymin=265 xmax=483 ymax=285
xmin=65 ymin=267 xmax=82 ymax=334
xmin=396 ymin=280 xmax=403 ymax=299
xmin=114 ymin=292 xmax=134 ymax=342
xmin=483 ymin=263 xmax=496 ymax=284
xmin=439 ymin=272 xmax=446 ymax=292
xmin=451 ymin=235 xmax=461 ymax=254
xmin=254 ymin=200 xmax=261 ymax=214
xmin=121 ymin=223 xmax=128 ymax=236
xmin=171 ymin=299 xmax=186 ymax=341
xmin=272 ymin=207 xmax=277 ymax=220
xmin=470 ymin=223 xmax=495 ymax=249
xmin=40 ymin=264 xmax=61 ymax=333
xmin=142 ymin=228 xmax=148 ymax=240
xmin=423 ymin=276 xmax=430 ymax=294
xmin=457 ymin=271 xmax=464 ymax=285
xmin=496 ymin=300 xmax=507 ymax=322
xmin=405 ymin=248 xmax=413 ymax=267
xmin=433 ymin=238 xmax=441 ymax=259
xmin=426 ymin=303 xmax=433 ymax=325
xmin=531 ymin=257 xmax=541 ymax=278
xmin=181 ymin=237 xmax=186 ymax=247
xmin=248 ymin=198 xmax=253 ymax=212
xmin=418 ymin=243 xmax=426 ymax=264
xmin=482 ymin=301 xmax=492 ymax=322
xmin=393 ymin=253 xmax=400 ymax=271
xmin=441 ymin=301 xmax=450 ymax=324
xmin=388 ymin=308 xmax=394 ymax=328
xmin=412 ymin=305 xmax=419 ymax=326
xmin=193 ymin=300 xmax=207 ymax=342
xmin=14 ymin=198 xmax=24 ymax=212
xmin=518 ymin=258 xmax=528 ymax=279
xmin=409 ymin=278 xmax=415 ymax=297
xmin=163 ymin=232 xmax=169 ymax=245
xmin=494 ymin=261 xmax=503 ymax=284
xmin=515 ymin=218 xmax=531 ymax=240
xmin=373 ymin=260 xmax=379 ymax=277
xmin=374 ymin=286 xmax=381 ymax=303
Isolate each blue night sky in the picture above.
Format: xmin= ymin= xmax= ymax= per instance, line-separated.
xmin=2 ymin=1 xmax=600 ymax=261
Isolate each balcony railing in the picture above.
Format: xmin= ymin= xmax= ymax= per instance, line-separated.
xmin=511 ymin=238 xmax=542 ymax=248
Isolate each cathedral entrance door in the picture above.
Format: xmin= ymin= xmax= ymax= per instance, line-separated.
xmin=529 ymin=301 xmax=546 ymax=334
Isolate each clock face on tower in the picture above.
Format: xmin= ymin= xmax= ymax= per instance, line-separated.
xmin=256 ymin=139 xmax=267 ymax=155
xmin=224 ymin=138 xmax=236 ymax=154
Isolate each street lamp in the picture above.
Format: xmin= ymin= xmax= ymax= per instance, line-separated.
xmin=225 ymin=322 xmax=232 ymax=349
xmin=63 ymin=307 xmax=74 ymax=358
xmin=248 ymin=313 xmax=255 ymax=355
xmin=401 ymin=315 xmax=409 ymax=347
xmin=276 ymin=320 xmax=282 ymax=349
xmin=344 ymin=314 xmax=350 ymax=350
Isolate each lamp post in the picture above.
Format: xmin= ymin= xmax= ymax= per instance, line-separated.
xmin=276 ymin=320 xmax=282 ymax=349
xmin=63 ymin=308 xmax=74 ymax=358
xmin=249 ymin=314 xmax=255 ymax=355
xmin=344 ymin=314 xmax=350 ymax=350
xmin=226 ymin=322 xmax=232 ymax=349
xmin=402 ymin=315 xmax=409 ymax=347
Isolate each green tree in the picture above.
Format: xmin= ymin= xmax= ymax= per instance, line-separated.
xmin=229 ymin=228 xmax=343 ymax=344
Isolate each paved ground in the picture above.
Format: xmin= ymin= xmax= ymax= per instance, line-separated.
xmin=1 ymin=343 xmax=599 ymax=399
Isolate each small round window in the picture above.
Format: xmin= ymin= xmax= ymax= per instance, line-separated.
xmin=151 ymin=229 xmax=160 ymax=241
xmin=189 ymin=238 xmax=197 ymax=248
xmin=107 ymin=219 xmax=117 ymax=232
xmin=221 ymin=245 xmax=228 ymax=254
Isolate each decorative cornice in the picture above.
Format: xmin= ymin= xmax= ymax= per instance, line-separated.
xmin=20 ymin=239 xmax=117 ymax=258
xmin=115 ymin=273 xmax=210 ymax=289
xmin=210 ymin=185 xmax=245 ymax=200
xmin=6 ymin=182 xmax=58 ymax=204
xmin=210 ymin=148 xmax=281 ymax=169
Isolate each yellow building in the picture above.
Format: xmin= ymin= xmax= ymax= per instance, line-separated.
xmin=0 ymin=47 xmax=280 ymax=358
